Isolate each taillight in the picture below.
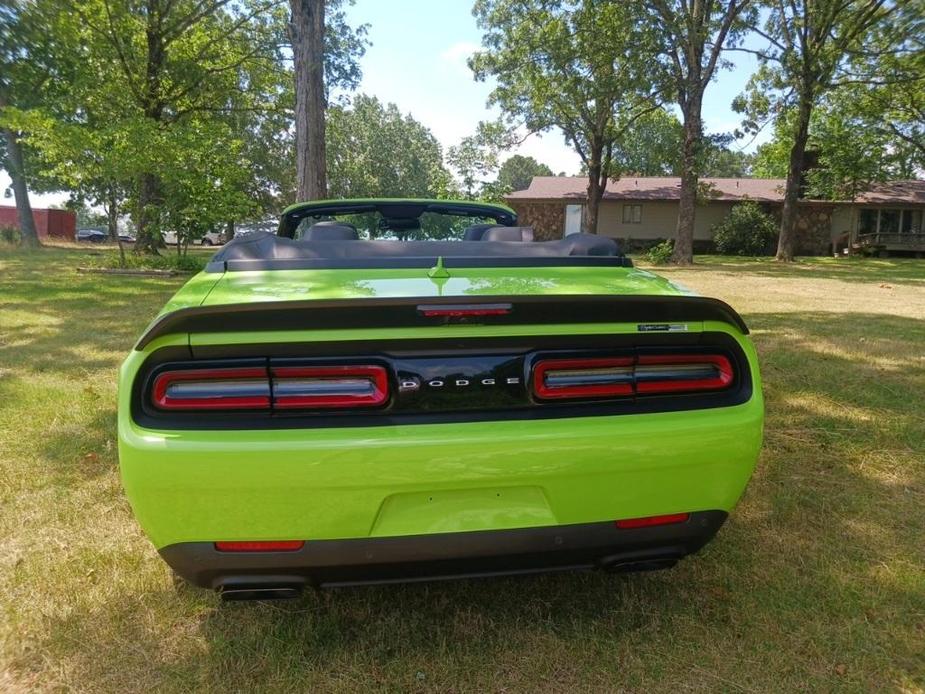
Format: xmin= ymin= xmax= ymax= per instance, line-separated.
xmin=152 ymin=367 xmax=271 ymax=410
xmin=214 ymin=540 xmax=305 ymax=552
xmin=151 ymin=364 xmax=390 ymax=412
xmin=532 ymin=354 xmax=734 ymax=400
xmin=635 ymin=354 xmax=733 ymax=394
xmin=271 ymin=365 xmax=389 ymax=409
xmin=533 ymin=357 xmax=634 ymax=399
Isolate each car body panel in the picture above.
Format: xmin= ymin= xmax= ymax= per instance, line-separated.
xmin=119 ymin=320 xmax=762 ymax=550
xmin=197 ymin=265 xmax=690 ymax=307
xmin=117 ymin=200 xmax=764 ymax=592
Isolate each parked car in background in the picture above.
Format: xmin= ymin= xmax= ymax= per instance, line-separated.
xmin=198 ymin=230 xmax=225 ymax=246
xmin=118 ymin=233 xmax=136 ymax=243
xmin=119 ymin=198 xmax=764 ymax=601
xmin=162 ymin=230 xmax=226 ymax=246
xmin=234 ymin=220 xmax=278 ymax=237
xmin=76 ymin=228 xmax=107 ymax=243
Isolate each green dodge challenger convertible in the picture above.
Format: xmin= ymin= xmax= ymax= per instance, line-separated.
xmin=118 ymin=199 xmax=763 ymax=600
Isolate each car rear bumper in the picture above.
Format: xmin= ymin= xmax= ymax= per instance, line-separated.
xmin=120 ymin=402 xmax=762 ymax=548
xmin=162 ymin=510 xmax=727 ymax=595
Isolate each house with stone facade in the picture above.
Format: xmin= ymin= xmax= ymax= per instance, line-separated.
xmin=504 ymin=177 xmax=925 ymax=256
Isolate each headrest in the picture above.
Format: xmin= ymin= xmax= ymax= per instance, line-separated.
xmin=462 ymin=223 xmax=498 ymax=241
xmin=303 ymin=221 xmax=359 ymax=241
xmin=482 ymin=226 xmax=535 ymax=242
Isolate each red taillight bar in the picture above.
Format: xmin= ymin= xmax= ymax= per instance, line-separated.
xmin=214 ymin=540 xmax=305 ymax=552
xmin=615 ymin=513 xmax=690 ymax=529
xmin=533 ymin=354 xmax=734 ymax=400
xmin=533 ymin=357 xmax=634 ymax=399
xmin=151 ymin=364 xmax=390 ymax=412
xmin=418 ymin=303 xmax=512 ymax=318
xmin=271 ymin=365 xmax=389 ymax=409
xmin=152 ymin=367 xmax=270 ymax=411
xmin=634 ymin=354 xmax=733 ymax=394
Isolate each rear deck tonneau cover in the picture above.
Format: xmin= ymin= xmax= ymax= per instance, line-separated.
xmin=205 ymin=232 xmax=632 ymax=273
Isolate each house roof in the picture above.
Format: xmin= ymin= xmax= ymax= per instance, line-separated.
xmin=505 ymin=176 xmax=787 ymax=203
xmin=853 ymin=180 xmax=925 ymax=205
xmin=505 ymin=176 xmax=925 ymax=205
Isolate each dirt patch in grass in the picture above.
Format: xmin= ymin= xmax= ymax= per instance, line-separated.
xmin=2 ymin=247 xmax=923 ymax=692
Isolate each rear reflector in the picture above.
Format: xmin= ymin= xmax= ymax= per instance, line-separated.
xmin=152 ymin=367 xmax=270 ymax=410
xmin=615 ymin=513 xmax=690 ymax=529
xmin=214 ymin=540 xmax=305 ymax=552
xmin=418 ymin=303 xmax=512 ymax=318
xmin=533 ymin=354 xmax=734 ymax=400
xmin=272 ymin=365 xmax=389 ymax=409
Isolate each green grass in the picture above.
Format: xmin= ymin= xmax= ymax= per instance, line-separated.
xmin=41 ymin=240 xmax=211 ymax=273
xmin=1 ymin=246 xmax=923 ymax=692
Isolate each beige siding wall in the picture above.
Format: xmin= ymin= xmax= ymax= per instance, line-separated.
xmin=596 ymin=200 xmax=735 ymax=240
xmin=830 ymin=206 xmax=855 ymax=242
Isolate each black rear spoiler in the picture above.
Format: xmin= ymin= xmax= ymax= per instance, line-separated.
xmin=135 ymin=294 xmax=749 ymax=350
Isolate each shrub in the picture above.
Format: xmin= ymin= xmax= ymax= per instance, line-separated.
xmin=0 ymin=225 xmax=21 ymax=245
xmin=95 ymin=251 xmax=207 ymax=273
xmin=712 ymin=201 xmax=778 ymax=256
xmin=645 ymin=239 xmax=674 ymax=265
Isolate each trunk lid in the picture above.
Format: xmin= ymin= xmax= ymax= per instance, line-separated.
xmin=198 ymin=264 xmax=690 ymax=307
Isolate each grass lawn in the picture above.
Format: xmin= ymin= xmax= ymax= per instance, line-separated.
xmin=1 ymin=246 xmax=923 ymax=692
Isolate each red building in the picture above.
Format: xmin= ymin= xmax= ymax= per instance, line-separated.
xmin=0 ymin=205 xmax=77 ymax=241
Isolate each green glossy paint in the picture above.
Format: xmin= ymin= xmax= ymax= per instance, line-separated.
xmin=119 ymin=257 xmax=762 ymax=552
xmin=189 ymin=264 xmax=691 ymax=308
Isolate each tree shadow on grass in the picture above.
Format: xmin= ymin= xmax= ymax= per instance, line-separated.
xmin=0 ymin=276 xmax=179 ymax=376
xmin=655 ymin=257 xmax=925 ymax=285
xmin=8 ymin=305 xmax=925 ymax=690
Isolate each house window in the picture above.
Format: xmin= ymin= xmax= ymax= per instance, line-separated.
xmin=879 ymin=209 xmax=900 ymax=234
xmin=901 ymin=209 xmax=922 ymax=234
xmin=622 ymin=204 xmax=642 ymax=224
xmin=858 ymin=209 xmax=878 ymax=235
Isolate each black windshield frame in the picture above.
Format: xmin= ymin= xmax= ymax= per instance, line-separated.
xmin=278 ymin=199 xmax=518 ymax=238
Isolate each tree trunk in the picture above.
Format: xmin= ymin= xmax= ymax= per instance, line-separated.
xmin=132 ymin=6 xmax=167 ymax=255
xmin=777 ymin=95 xmax=813 ymax=262
xmin=290 ymin=0 xmax=328 ymax=201
xmin=585 ymin=165 xmax=603 ymax=235
xmin=671 ymin=99 xmax=702 ymax=265
xmin=106 ymin=185 xmax=126 ymax=267
xmin=2 ymin=128 xmax=40 ymax=248
xmin=105 ymin=186 xmax=119 ymax=240
xmin=134 ymin=172 xmax=162 ymax=254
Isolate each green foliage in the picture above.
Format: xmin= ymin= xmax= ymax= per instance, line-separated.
xmin=0 ymin=225 xmax=21 ymax=245
xmin=471 ymin=0 xmax=657 ymax=166
xmin=92 ymin=249 xmax=208 ymax=272
xmin=447 ymin=120 xmax=517 ymax=200
xmin=732 ymin=1 xmax=894 ymax=137
xmin=750 ymin=120 xmax=792 ymax=178
xmin=699 ymin=136 xmax=753 ymax=178
xmin=645 ymin=239 xmax=674 ymax=265
xmin=327 ymin=95 xmax=453 ymax=201
xmin=471 ymin=0 xmax=660 ymax=230
xmin=71 ymin=204 xmax=108 ymax=231
xmin=323 ymin=0 xmax=370 ymax=93
xmin=495 ymin=154 xmax=553 ymax=194
xmin=732 ymin=1 xmax=907 ymax=180
xmin=712 ymin=201 xmax=777 ymax=256
xmin=611 ymin=108 xmax=682 ymax=176
xmin=750 ymin=91 xmax=921 ymax=200
xmin=4 ymin=0 xmax=366 ymax=251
